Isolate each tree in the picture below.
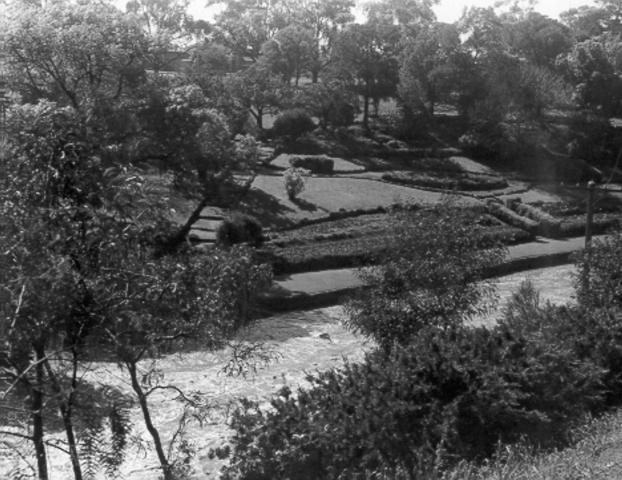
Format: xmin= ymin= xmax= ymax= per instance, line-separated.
xmin=208 ymin=0 xmax=281 ymax=63
xmin=126 ymin=0 xmax=205 ymax=72
xmin=557 ymin=35 xmax=622 ymax=116
xmin=276 ymin=0 xmax=355 ymax=81
xmin=363 ymin=0 xmax=437 ymax=32
xmin=1 ymin=99 xmax=271 ymax=480
xmin=293 ymin=79 xmax=357 ymax=129
xmin=332 ymin=22 xmax=400 ymax=128
xmin=345 ymin=202 xmax=506 ymax=351
xmin=224 ymin=63 xmax=285 ymax=130
xmin=508 ymin=12 xmax=572 ymax=67
xmin=2 ymin=0 xmax=147 ymax=130
xmin=561 ymin=0 xmax=622 ymax=40
xmin=261 ymin=25 xmax=316 ymax=85
xmin=0 ymin=101 xmax=145 ymax=480
xmin=398 ymin=23 xmax=463 ymax=118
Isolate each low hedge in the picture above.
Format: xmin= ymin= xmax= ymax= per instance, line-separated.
xmin=383 ymin=171 xmax=508 ymax=191
xmin=487 ymin=201 xmax=539 ymax=235
xmin=290 ymin=155 xmax=335 ymax=174
xmin=268 ymin=226 xmax=533 ymax=275
xmin=509 ymin=201 xmax=562 ymax=238
xmin=559 ymin=214 xmax=621 ymax=237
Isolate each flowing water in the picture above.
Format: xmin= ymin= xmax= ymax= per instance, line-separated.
xmin=0 ymin=264 xmax=579 ymax=479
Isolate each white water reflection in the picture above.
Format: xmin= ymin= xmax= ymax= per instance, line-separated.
xmin=474 ymin=264 xmax=577 ymax=327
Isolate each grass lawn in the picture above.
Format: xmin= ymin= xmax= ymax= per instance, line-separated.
xmin=243 ymin=174 xmax=479 ymax=228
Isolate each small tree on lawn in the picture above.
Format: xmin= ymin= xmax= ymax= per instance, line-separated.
xmin=283 ymin=167 xmax=307 ymax=201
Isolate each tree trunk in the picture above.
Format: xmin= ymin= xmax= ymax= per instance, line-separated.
xmin=43 ymin=355 xmax=84 ymax=480
xmin=363 ymin=95 xmax=370 ymax=130
xmin=60 ymin=405 xmax=83 ymax=480
xmin=256 ymin=107 xmax=263 ymax=130
xmin=156 ymin=195 xmax=210 ymax=256
xmin=32 ymin=348 xmax=49 ymax=480
xmin=311 ymin=68 xmax=319 ymax=84
xmin=127 ymin=362 xmax=172 ymax=480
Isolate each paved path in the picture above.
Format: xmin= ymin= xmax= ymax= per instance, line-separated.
xmin=260 ymin=235 xmax=606 ymax=312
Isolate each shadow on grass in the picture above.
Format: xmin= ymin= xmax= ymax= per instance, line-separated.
xmin=239 ymin=188 xmax=297 ymax=229
xmin=291 ymin=197 xmax=318 ymax=212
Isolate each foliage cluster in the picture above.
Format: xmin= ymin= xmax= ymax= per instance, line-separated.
xmin=289 ymin=155 xmax=335 ymax=175
xmin=217 ymin=213 xmax=264 ymax=247
xmin=272 ymin=108 xmax=316 ymax=141
xmin=223 ymin=228 xmax=622 ymax=479
xmin=0 ymin=76 xmax=271 ymax=480
xmin=282 ymin=167 xmax=308 ymax=200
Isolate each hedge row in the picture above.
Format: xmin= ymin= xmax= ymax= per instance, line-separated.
xmin=487 ymin=201 xmax=539 ymax=235
xmin=509 ymin=201 xmax=563 ymax=237
xmin=266 ymin=226 xmax=533 ymax=275
xmin=383 ymin=171 xmax=509 ymax=191
xmin=290 ymin=155 xmax=335 ymax=174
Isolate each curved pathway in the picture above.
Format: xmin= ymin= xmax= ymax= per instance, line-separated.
xmin=262 ymin=235 xmax=602 ymax=312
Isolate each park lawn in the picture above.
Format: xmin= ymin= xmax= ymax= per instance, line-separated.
xmin=243 ymin=174 xmax=480 ymax=228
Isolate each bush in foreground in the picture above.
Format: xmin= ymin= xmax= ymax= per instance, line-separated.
xmin=219 ymin=229 xmax=622 ymax=480
xmin=220 ymin=310 xmax=603 ymax=480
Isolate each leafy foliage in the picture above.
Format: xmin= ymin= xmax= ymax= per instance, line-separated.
xmin=272 ymin=108 xmax=316 ymax=141
xmin=345 ymin=201 xmax=507 ymax=350
xmin=217 ymin=213 xmax=264 ymax=247
xmin=282 ymin=167 xmax=308 ymax=200
xmin=221 ymin=307 xmax=604 ymax=479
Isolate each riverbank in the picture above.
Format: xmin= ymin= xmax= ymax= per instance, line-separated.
xmin=260 ymin=234 xmax=601 ymax=312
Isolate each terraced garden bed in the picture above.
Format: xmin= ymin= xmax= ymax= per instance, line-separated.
xmin=383 ymin=170 xmax=508 ymax=191
xmin=264 ymin=209 xmax=534 ymax=274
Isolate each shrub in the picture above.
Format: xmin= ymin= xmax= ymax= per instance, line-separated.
xmin=283 ymin=167 xmax=307 ymax=200
xmin=272 ymin=108 xmax=315 ymax=141
xmin=507 ymin=200 xmax=562 ymax=237
xmin=289 ymin=155 xmax=334 ymax=174
xmin=326 ymin=101 xmax=355 ymax=128
xmin=216 ymin=213 xmax=264 ymax=247
xmin=487 ymin=201 xmax=539 ymax=235
xmin=345 ymin=201 xmax=507 ymax=350
xmin=221 ymin=320 xmax=603 ymax=480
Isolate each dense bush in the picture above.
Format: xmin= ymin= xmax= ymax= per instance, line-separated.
xmin=221 ymin=315 xmax=603 ymax=480
xmin=220 ymin=228 xmax=622 ymax=480
xmin=289 ymin=155 xmax=335 ymax=174
xmin=272 ymin=108 xmax=316 ymax=141
xmin=216 ymin=213 xmax=264 ymax=247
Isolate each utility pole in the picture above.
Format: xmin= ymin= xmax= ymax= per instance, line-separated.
xmin=0 ymin=54 xmax=9 ymax=151
xmin=585 ymin=180 xmax=596 ymax=249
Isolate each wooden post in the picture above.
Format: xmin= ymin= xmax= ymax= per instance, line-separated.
xmin=585 ymin=180 xmax=596 ymax=249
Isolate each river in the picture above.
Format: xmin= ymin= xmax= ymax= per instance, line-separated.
xmin=0 ymin=264 xmax=579 ymax=479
